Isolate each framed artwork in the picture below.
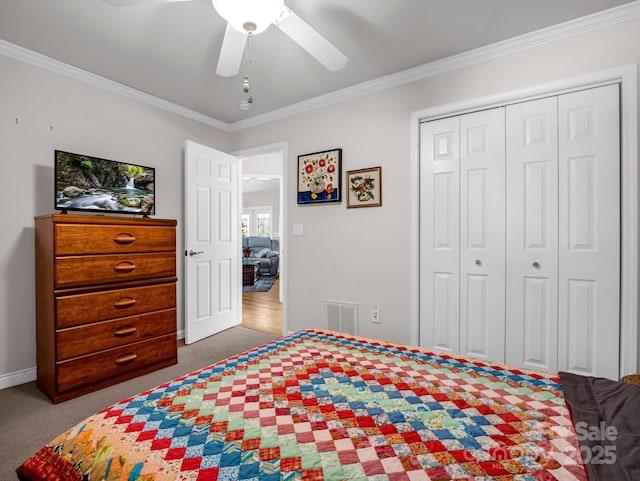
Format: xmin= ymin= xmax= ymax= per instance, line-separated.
xmin=297 ymin=148 xmax=342 ymax=204
xmin=346 ymin=166 xmax=382 ymax=208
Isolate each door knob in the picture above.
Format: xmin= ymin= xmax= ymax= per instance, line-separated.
xmin=533 ymin=262 xmax=541 ymax=269
xmin=188 ymin=250 xmax=204 ymax=257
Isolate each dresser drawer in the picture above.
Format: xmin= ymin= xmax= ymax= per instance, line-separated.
xmin=56 ymin=334 xmax=177 ymax=394
xmin=55 ymin=252 xmax=175 ymax=288
xmin=57 ymin=308 xmax=176 ymax=360
xmin=55 ymin=224 xmax=176 ymax=255
xmin=56 ymin=282 xmax=176 ymax=328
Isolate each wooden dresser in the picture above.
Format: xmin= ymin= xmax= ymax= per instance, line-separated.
xmin=35 ymin=214 xmax=178 ymax=403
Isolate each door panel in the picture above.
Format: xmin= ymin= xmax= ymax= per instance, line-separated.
xmin=432 ymin=272 xmax=457 ymax=351
xmin=524 ymin=161 xmax=549 ymax=248
xmin=566 ymin=279 xmax=596 ymax=373
xmin=567 ymin=156 xmax=595 ymax=249
xmin=465 ymin=274 xmax=488 ymax=356
xmin=506 ymin=96 xmax=559 ymax=372
xmin=196 ymin=261 xmax=212 ymax=319
xmin=522 ymin=277 xmax=552 ymax=367
xmin=459 ymin=108 xmax=505 ymax=362
xmin=433 ymin=173 xmax=456 ymax=249
xmin=558 ymin=85 xmax=620 ymax=379
xmin=465 ymin=168 xmax=487 ymax=249
xmin=419 ymin=117 xmax=460 ymax=353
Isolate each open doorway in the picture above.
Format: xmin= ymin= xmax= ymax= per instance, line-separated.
xmin=236 ymin=145 xmax=285 ymax=335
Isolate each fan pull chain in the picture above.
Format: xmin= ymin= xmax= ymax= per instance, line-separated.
xmin=244 ymin=32 xmax=252 ymax=65
xmin=239 ymin=33 xmax=254 ymax=110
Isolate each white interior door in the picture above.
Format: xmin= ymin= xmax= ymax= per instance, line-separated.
xmin=459 ymin=108 xmax=506 ymax=362
xmin=505 ymin=96 xmax=559 ymax=372
xmin=557 ymin=84 xmax=620 ymax=379
xmin=419 ymin=116 xmax=460 ymax=353
xmin=184 ymin=140 xmax=240 ymax=344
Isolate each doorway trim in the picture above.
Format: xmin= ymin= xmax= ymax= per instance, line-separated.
xmin=409 ymin=64 xmax=638 ymax=376
xmin=234 ymin=141 xmax=288 ymax=334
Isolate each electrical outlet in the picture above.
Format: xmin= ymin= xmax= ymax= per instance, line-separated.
xmin=371 ymin=307 xmax=380 ymax=323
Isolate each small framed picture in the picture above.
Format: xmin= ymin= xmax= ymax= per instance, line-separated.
xmin=346 ymin=167 xmax=382 ymax=208
xmin=297 ymin=148 xmax=342 ymax=204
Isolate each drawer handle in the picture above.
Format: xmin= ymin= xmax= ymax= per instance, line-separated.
xmin=114 ymin=325 xmax=137 ymax=337
xmin=114 ymin=262 xmax=136 ymax=273
xmin=114 ymin=297 xmax=136 ymax=308
xmin=115 ymin=353 xmax=137 ymax=366
xmin=114 ymin=233 xmax=136 ymax=245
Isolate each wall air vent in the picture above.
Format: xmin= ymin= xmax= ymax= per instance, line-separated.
xmin=324 ymin=300 xmax=358 ymax=335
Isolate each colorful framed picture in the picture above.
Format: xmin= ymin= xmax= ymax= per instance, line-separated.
xmin=297 ymin=148 xmax=342 ymax=204
xmin=346 ymin=167 xmax=382 ymax=208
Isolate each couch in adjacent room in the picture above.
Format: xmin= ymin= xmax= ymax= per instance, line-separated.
xmin=242 ymin=236 xmax=280 ymax=276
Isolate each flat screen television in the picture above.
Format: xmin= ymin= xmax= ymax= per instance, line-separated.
xmin=55 ymin=150 xmax=155 ymax=216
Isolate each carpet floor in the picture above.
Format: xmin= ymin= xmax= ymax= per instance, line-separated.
xmin=0 ymin=326 xmax=279 ymax=481
xmin=243 ymin=274 xmax=278 ymax=292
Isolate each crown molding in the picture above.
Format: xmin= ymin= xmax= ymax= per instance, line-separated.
xmin=1 ymin=1 xmax=638 ymax=133
xmin=229 ymin=0 xmax=640 ymax=131
xmin=0 ymin=39 xmax=231 ymax=132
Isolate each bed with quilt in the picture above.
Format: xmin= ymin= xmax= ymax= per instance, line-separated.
xmin=16 ymin=329 xmax=640 ymax=481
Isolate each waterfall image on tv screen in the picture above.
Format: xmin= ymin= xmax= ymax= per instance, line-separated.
xmin=55 ymin=150 xmax=155 ymax=215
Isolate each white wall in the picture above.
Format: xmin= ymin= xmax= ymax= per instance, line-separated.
xmin=0 ymin=54 xmax=230 ymax=385
xmin=231 ymin=18 xmax=640 ymax=350
xmin=1 ymin=15 xmax=639 ymax=386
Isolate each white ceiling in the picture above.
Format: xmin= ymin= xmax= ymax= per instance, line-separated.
xmin=242 ymin=177 xmax=280 ymax=194
xmin=0 ymin=0 xmax=635 ymax=125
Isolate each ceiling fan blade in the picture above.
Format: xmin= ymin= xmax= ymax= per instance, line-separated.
xmin=216 ymin=23 xmax=248 ymax=77
xmin=275 ymin=8 xmax=347 ymax=71
xmin=102 ymin=0 xmax=194 ymax=6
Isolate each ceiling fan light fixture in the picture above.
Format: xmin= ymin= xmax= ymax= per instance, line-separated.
xmin=212 ymin=0 xmax=284 ymax=34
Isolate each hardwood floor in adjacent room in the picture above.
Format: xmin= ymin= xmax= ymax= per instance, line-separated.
xmin=241 ymin=277 xmax=282 ymax=335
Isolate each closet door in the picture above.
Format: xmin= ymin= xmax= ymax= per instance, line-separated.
xmin=557 ymin=84 xmax=620 ymax=379
xmin=419 ymin=116 xmax=460 ymax=353
xmin=459 ymin=108 xmax=506 ymax=362
xmin=505 ymin=97 xmax=559 ymax=372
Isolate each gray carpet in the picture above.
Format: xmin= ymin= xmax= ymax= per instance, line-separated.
xmin=0 ymin=326 xmax=279 ymax=481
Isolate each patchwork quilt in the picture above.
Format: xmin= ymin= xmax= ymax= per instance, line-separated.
xmin=17 ymin=329 xmax=588 ymax=481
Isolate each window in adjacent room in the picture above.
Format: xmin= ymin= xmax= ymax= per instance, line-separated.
xmin=241 ymin=214 xmax=250 ymax=237
xmin=242 ymin=206 xmax=272 ymax=237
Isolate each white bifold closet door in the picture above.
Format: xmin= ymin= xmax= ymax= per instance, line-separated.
xmin=419 ymin=116 xmax=461 ymax=354
xmin=419 ymin=108 xmax=506 ymax=363
xmin=558 ymin=85 xmax=619 ymax=379
xmin=459 ymin=109 xmax=506 ymax=362
xmin=505 ymin=85 xmax=620 ymax=379
xmin=505 ymin=97 xmax=560 ymax=372
xmin=420 ymin=84 xmax=620 ymax=379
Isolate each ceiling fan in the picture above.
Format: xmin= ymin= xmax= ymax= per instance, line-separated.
xmin=103 ymin=0 xmax=348 ymax=77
